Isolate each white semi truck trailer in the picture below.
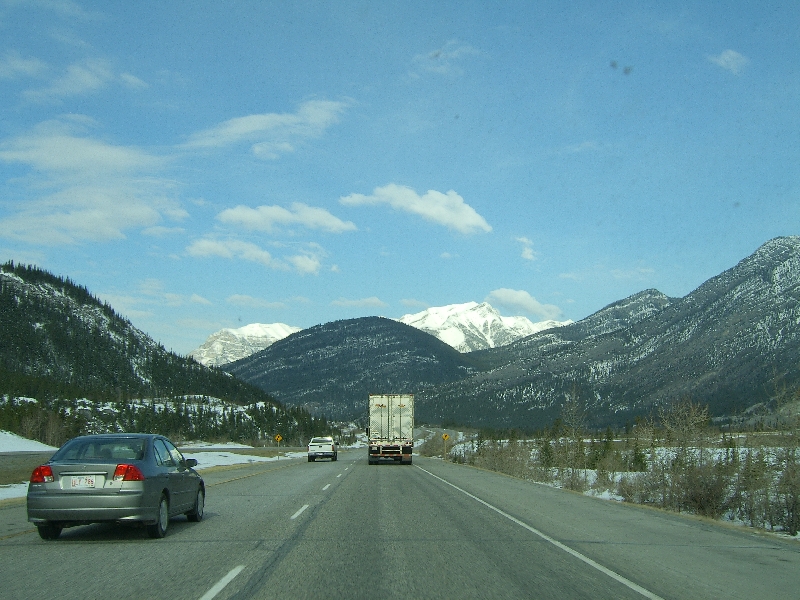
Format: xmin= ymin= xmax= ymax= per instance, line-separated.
xmin=367 ymin=393 xmax=413 ymax=465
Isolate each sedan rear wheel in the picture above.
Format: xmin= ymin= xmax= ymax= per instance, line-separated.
xmin=147 ymin=494 xmax=169 ymax=538
xmin=36 ymin=522 xmax=62 ymax=540
xmin=186 ymin=488 xmax=204 ymax=522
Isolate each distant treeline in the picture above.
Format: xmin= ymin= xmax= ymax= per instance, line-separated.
xmin=0 ymin=395 xmax=335 ymax=448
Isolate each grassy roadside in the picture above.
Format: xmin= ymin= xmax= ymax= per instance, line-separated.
xmin=0 ymin=447 xmax=308 ymax=486
xmin=0 ymin=452 xmax=54 ymax=486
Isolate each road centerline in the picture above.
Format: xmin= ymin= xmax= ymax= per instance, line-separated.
xmin=416 ymin=465 xmax=665 ymax=600
xmin=198 ymin=565 xmax=245 ymax=600
xmin=290 ymin=504 xmax=309 ymax=520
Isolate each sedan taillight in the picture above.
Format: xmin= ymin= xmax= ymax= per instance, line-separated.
xmin=113 ymin=464 xmax=145 ymax=481
xmin=30 ymin=465 xmax=54 ymax=483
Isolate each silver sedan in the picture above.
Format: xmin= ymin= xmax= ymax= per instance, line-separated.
xmin=27 ymin=433 xmax=205 ymax=540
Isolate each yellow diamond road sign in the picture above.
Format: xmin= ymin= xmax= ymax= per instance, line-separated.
xmin=275 ymin=434 xmax=283 ymax=442
xmin=442 ymin=433 xmax=450 ymax=441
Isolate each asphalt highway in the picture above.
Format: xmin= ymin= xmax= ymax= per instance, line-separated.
xmin=2 ymin=453 xmax=800 ymax=599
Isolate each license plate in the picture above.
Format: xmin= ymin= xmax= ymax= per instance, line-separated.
xmin=71 ymin=476 xmax=96 ymax=488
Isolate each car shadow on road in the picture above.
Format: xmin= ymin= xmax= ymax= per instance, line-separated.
xmin=50 ymin=516 xmax=205 ymax=542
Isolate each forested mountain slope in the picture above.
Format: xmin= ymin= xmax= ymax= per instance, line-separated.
xmin=419 ymin=237 xmax=800 ymax=429
xmin=225 ymin=316 xmax=477 ymax=420
xmin=0 ymin=262 xmax=330 ymax=445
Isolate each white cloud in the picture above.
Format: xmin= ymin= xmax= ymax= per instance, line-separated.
xmin=186 ymin=237 xmax=328 ymax=275
xmin=401 ymin=298 xmax=429 ymax=309
xmin=141 ymin=226 xmax=186 ymax=237
xmin=331 ymin=296 xmax=388 ymax=308
xmin=0 ymin=118 xmax=158 ymax=173
xmin=183 ymin=99 xmax=348 ymax=157
xmin=288 ymin=253 xmax=321 ymax=274
xmin=708 ymin=50 xmax=750 ymax=75
xmin=0 ymin=51 xmax=47 ymax=79
xmin=185 ymin=238 xmax=283 ymax=270
xmin=119 ymin=72 xmax=148 ymax=90
xmin=341 ymin=183 xmax=491 ymax=234
xmin=101 ymin=279 xmax=204 ymax=313
xmin=0 ymin=119 xmax=184 ymax=244
xmin=516 ymin=237 xmax=538 ymax=261
xmin=24 ymin=58 xmax=114 ymax=101
xmin=217 ymin=202 xmax=356 ymax=234
xmin=486 ymin=288 xmax=563 ymax=320
xmin=226 ymin=294 xmax=287 ymax=310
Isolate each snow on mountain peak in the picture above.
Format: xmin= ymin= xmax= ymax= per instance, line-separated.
xmin=190 ymin=323 xmax=300 ymax=366
xmin=398 ymin=301 xmax=572 ymax=353
xmin=191 ymin=302 xmax=572 ymax=365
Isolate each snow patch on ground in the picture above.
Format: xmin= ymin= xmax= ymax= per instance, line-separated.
xmin=0 ymin=430 xmax=58 ymax=452
xmin=0 ymin=431 xmax=309 ymax=501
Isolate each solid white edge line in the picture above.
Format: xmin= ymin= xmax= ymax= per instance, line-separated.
xmin=291 ymin=504 xmax=309 ymax=520
xmin=416 ymin=466 xmax=665 ymax=600
xmin=198 ymin=565 xmax=245 ymax=600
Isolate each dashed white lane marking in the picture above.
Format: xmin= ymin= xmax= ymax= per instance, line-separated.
xmin=417 ymin=466 xmax=664 ymax=600
xmin=322 ymin=483 xmax=331 ymax=491
xmin=198 ymin=565 xmax=245 ymax=600
xmin=290 ymin=504 xmax=309 ymax=520
xmin=336 ymin=473 xmax=342 ymax=478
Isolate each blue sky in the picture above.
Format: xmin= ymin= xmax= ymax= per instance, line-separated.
xmin=1 ymin=1 xmax=798 ymax=355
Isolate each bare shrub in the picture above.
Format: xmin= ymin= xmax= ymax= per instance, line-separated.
xmin=681 ymin=462 xmax=729 ymax=518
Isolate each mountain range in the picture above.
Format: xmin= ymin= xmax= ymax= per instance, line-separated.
xmin=397 ymin=301 xmax=571 ymax=353
xmin=0 ymin=262 xmax=330 ymax=445
xmin=4 ymin=237 xmax=800 ymax=433
xmin=225 ymin=317 xmax=478 ymax=420
xmin=191 ymin=301 xmax=570 ymax=366
xmin=225 ymin=237 xmax=800 ymax=430
xmin=190 ymin=323 xmax=301 ymax=367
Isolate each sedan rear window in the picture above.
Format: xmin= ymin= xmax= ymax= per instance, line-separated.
xmin=52 ymin=438 xmax=146 ymax=462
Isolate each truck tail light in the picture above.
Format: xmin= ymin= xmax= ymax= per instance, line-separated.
xmin=113 ymin=464 xmax=145 ymax=481
xmin=30 ymin=465 xmax=54 ymax=483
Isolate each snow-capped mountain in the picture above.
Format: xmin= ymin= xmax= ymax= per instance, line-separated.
xmin=420 ymin=236 xmax=800 ymax=430
xmin=398 ymin=301 xmax=572 ymax=353
xmin=190 ymin=323 xmax=301 ymax=367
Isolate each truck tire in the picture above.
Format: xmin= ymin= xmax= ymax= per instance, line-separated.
xmin=308 ymin=456 xmax=315 ymax=462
